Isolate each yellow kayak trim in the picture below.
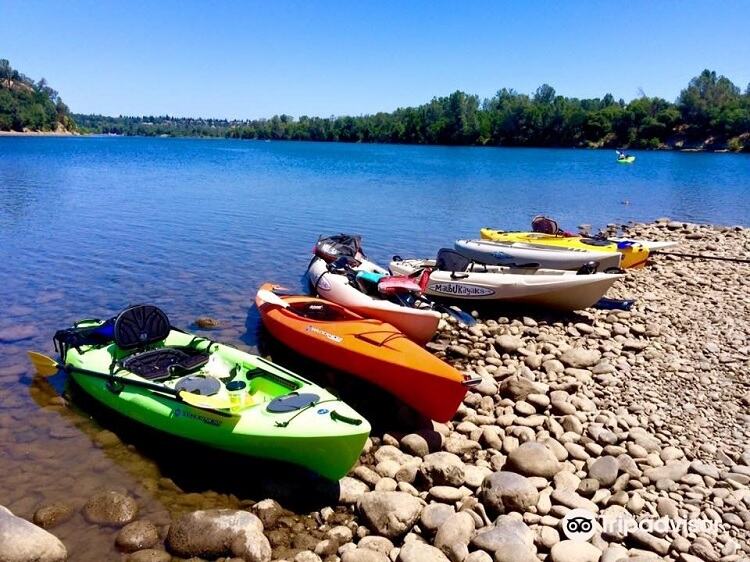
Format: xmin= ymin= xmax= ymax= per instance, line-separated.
xmin=479 ymin=228 xmax=649 ymax=269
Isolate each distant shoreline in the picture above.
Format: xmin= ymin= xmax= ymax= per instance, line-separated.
xmin=1 ymin=131 xmax=746 ymax=153
xmin=0 ymin=130 xmax=79 ymax=137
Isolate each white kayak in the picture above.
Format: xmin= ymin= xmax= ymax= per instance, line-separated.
xmin=389 ymin=250 xmax=625 ymax=311
xmin=454 ymin=239 xmax=622 ymax=271
xmin=307 ymin=256 xmax=441 ymax=345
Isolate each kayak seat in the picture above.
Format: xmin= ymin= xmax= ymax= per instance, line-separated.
xmin=531 ymin=215 xmax=562 ymax=235
xmin=113 ymin=305 xmax=209 ymax=380
xmin=436 ymin=249 xmax=470 ymax=273
xmin=121 ymin=347 xmax=209 ymax=381
xmin=291 ymin=302 xmax=347 ymax=321
xmin=114 ymin=304 xmax=171 ymax=349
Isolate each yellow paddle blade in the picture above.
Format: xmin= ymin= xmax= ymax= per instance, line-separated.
xmin=178 ymin=391 xmax=231 ymax=410
xmin=27 ymin=351 xmax=61 ymax=376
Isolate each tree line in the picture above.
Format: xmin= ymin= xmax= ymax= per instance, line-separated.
xmin=0 ymin=59 xmax=75 ymax=132
xmin=75 ymin=70 xmax=750 ymax=151
xmin=3 ymin=59 xmax=748 ymax=150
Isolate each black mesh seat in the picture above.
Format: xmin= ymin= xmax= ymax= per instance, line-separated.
xmin=114 ymin=305 xmax=171 ymax=349
xmin=436 ymin=249 xmax=471 ymax=272
xmin=114 ymin=304 xmax=208 ymax=380
xmin=121 ymin=348 xmax=209 ymax=381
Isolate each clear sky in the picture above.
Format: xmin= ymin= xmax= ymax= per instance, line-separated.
xmin=1 ymin=0 xmax=748 ymax=119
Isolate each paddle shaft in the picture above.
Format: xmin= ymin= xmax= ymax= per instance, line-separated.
xmin=64 ymin=363 xmax=182 ymax=399
xmin=652 ymin=250 xmax=750 ymax=264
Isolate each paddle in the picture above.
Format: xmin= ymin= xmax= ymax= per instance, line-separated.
xmin=651 ymin=250 xmax=750 ymax=264
xmin=27 ymin=351 xmax=231 ymax=411
xmin=257 ymin=288 xmax=290 ymax=308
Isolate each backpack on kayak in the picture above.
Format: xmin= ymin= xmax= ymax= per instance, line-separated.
xmin=314 ymin=234 xmax=364 ymax=263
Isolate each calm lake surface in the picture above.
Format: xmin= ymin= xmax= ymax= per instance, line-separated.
xmin=1 ymin=137 xmax=749 ymax=556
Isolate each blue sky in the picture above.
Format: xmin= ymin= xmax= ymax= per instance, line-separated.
xmin=1 ymin=1 xmax=748 ymax=119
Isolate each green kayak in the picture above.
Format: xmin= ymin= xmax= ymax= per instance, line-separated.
xmin=53 ymin=305 xmax=370 ymax=480
xmin=617 ymin=155 xmax=636 ymax=164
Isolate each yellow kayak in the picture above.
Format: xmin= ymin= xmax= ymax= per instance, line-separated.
xmin=479 ymin=228 xmax=649 ymax=268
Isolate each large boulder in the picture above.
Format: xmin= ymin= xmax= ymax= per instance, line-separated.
xmin=83 ymin=491 xmax=138 ymax=527
xmin=479 ymin=471 xmax=539 ymax=516
xmin=420 ymin=452 xmax=466 ymax=487
xmin=358 ymin=491 xmax=423 ymax=539
xmin=506 ymin=442 xmax=562 ymax=478
xmin=166 ymin=509 xmax=271 ymax=561
xmin=0 ymin=505 xmax=67 ymax=562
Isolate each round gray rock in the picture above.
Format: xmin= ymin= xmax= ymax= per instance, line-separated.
xmin=398 ymin=541 xmax=450 ymax=562
xmin=550 ymin=540 xmax=601 ymax=562
xmin=420 ymin=452 xmax=466 ymax=487
xmin=420 ymin=503 xmax=455 ymax=534
xmin=480 ymin=471 xmax=539 ymax=516
xmin=358 ymin=491 xmax=423 ymax=539
xmin=471 ymin=515 xmax=535 ymax=552
xmin=588 ymin=455 xmax=619 ymax=487
xmin=506 ymin=442 xmax=562 ymax=478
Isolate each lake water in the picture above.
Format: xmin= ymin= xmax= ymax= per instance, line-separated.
xmin=1 ymin=137 xmax=749 ymax=557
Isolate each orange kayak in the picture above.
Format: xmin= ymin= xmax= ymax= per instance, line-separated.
xmin=255 ymin=284 xmax=468 ymax=422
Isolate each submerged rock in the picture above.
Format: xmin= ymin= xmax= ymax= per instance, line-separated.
xmin=115 ymin=520 xmax=159 ymax=552
xmin=32 ymin=501 xmax=75 ymax=529
xmin=83 ymin=490 xmax=138 ymax=527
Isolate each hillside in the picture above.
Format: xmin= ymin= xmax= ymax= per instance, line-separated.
xmin=0 ymin=59 xmax=76 ymax=133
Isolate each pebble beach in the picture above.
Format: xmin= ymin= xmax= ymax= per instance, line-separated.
xmin=2 ymin=220 xmax=749 ymax=562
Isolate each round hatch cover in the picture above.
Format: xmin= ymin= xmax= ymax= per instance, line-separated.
xmin=267 ymin=392 xmax=320 ymax=413
xmin=175 ymin=375 xmax=222 ymax=396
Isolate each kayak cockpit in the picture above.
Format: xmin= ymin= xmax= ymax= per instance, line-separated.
xmin=287 ymin=300 xmax=359 ymax=322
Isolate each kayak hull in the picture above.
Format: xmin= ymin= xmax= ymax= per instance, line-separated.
xmin=256 ymin=285 xmax=466 ymax=422
xmin=307 ymin=256 xmax=440 ymax=345
xmin=390 ymin=259 xmax=624 ymax=310
xmin=64 ymin=328 xmax=370 ymax=480
xmin=617 ymin=156 xmax=636 ymax=163
xmin=480 ymin=229 xmax=650 ymax=269
xmin=455 ymin=239 xmax=622 ymax=271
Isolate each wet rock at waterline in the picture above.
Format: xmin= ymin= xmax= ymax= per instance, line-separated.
xmin=166 ymin=509 xmax=271 ymax=561
xmin=0 ymin=505 xmax=67 ymax=562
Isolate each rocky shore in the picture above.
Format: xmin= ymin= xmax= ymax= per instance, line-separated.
xmin=2 ymin=220 xmax=748 ymax=562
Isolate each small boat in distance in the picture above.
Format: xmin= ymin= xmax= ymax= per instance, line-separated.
xmin=616 ymin=149 xmax=636 ymax=163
